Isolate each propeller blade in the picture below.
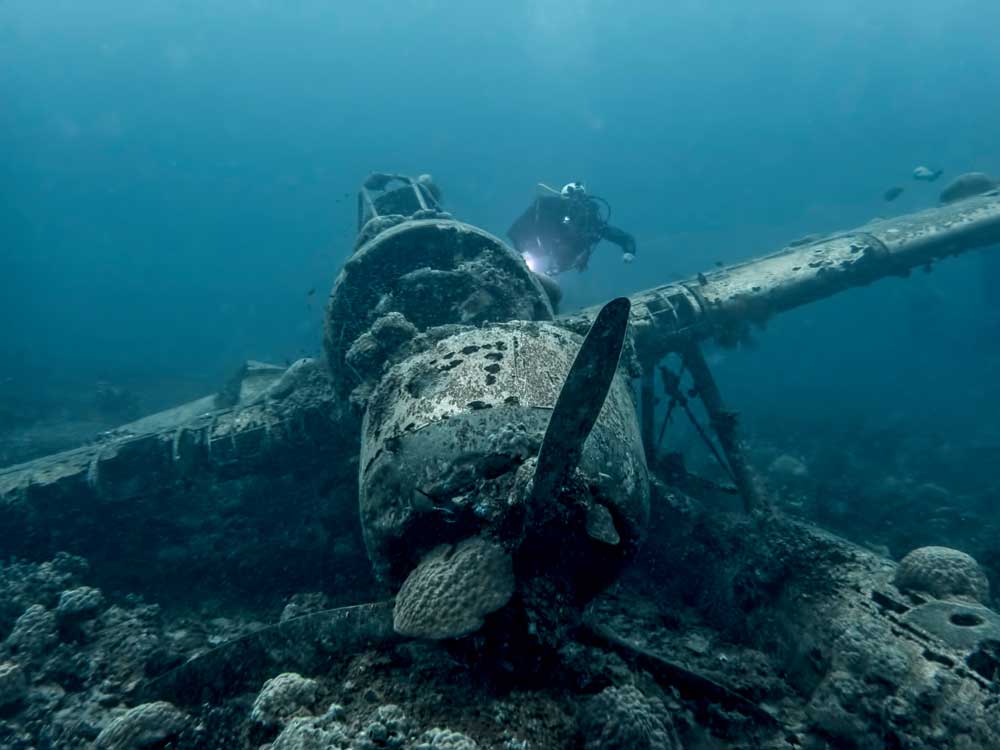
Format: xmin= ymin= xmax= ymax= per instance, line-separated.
xmin=530 ymin=297 xmax=631 ymax=507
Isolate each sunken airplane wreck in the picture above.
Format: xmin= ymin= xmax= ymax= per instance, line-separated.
xmin=1 ymin=174 xmax=1000 ymax=748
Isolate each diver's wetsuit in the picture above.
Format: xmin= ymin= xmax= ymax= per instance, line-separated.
xmin=507 ymin=194 xmax=636 ymax=274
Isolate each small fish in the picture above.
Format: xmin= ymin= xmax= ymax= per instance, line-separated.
xmin=913 ymin=166 xmax=943 ymax=182
xmin=883 ymin=186 xmax=904 ymax=202
xmin=306 ymin=288 xmax=316 ymax=297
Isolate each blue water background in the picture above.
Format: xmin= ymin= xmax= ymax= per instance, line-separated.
xmin=2 ymin=1 xmax=998 ymax=435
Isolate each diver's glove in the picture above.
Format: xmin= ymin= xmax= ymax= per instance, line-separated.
xmin=623 ymin=252 xmax=635 ymax=264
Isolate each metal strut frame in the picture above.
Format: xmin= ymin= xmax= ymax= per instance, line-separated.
xmin=606 ymin=193 xmax=1000 ymax=515
xmin=679 ymin=342 xmax=767 ymax=514
xmin=656 ymin=362 xmax=730 ymax=482
xmin=643 ymin=341 xmax=767 ymax=515
xmin=356 ymin=173 xmax=438 ymax=231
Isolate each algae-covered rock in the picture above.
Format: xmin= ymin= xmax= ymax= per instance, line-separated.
xmin=579 ymin=684 xmax=679 ymax=750
xmin=95 ymin=701 xmax=187 ymax=750
xmin=414 ymin=727 xmax=480 ymax=750
xmin=250 ymin=672 xmax=320 ymax=727
xmin=0 ymin=661 xmax=27 ymax=708
xmin=6 ymin=604 xmax=58 ymax=659
xmin=271 ymin=714 xmax=353 ymax=750
xmin=56 ymin=586 xmax=105 ymax=626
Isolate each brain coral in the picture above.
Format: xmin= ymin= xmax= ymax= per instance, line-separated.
xmin=895 ymin=546 xmax=990 ymax=603
xmin=393 ymin=536 xmax=514 ymax=640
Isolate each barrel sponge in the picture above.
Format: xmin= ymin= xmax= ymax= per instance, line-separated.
xmin=392 ymin=536 xmax=514 ymax=640
xmin=579 ymin=685 xmax=680 ymax=750
xmin=895 ymin=546 xmax=990 ymax=603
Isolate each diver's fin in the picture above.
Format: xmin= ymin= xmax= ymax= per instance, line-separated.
xmin=529 ymin=297 xmax=631 ymax=508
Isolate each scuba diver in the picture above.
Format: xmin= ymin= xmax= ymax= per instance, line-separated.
xmin=507 ymin=182 xmax=637 ymax=276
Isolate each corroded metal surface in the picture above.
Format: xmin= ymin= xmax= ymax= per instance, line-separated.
xmin=324 ymin=219 xmax=554 ymax=400
xmin=0 ymin=381 xmax=346 ymax=507
xmin=359 ymin=321 xmax=648 ymax=585
xmin=361 ymin=322 xmax=642 ymax=482
xmin=364 ymin=323 xmax=620 ymax=451
xmin=901 ymin=600 xmax=1000 ymax=652
xmin=562 ymin=193 xmax=1000 ymax=360
xmin=637 ymin=483 xmax=1000 ymax=740
xmin=0 ymin=371 xmax=358 ymax=602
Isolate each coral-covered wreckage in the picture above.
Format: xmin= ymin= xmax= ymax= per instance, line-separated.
xmin=1 ymin=173 xmax=999 ymax=749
